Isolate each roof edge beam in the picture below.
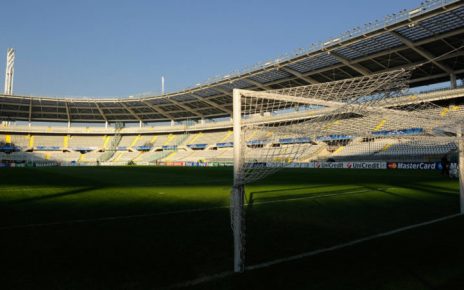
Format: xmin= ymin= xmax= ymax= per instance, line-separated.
xmin=120 ymin=102 xmax=143 ymax=122
xmin=28 ymin=98 xmax=32 ymax=123
xmin=330 ymin=51 xmax=371 ymax=76
xmin=94 ymin=102 xmax=108 ymax=122
xmin=280 ymin=67 xmax=320 ymax=84
xmin=191 ymin=93 xmax=232 ymax=114
xmin=390 ymin=31 xmax=454 ymax=74
xmin=167 ymin=98 xmax=203 ymax=118
xmin=141 ymin=100 xmax=175 ymax=120
xmin=65 ymin=101 xmax=71 ymax=124
xmin=242 ymin=78 xmax=272 ymax=90
xmin=213 ymin=87 xmax=232 ymax=96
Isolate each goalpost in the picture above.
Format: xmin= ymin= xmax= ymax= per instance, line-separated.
xmin=458 ymin=126 xmax=464 ymax=213
xmin=232 ymin=89 xmax=245 ymax=273
xmin=231 ymin=67 xmax=464 ymax=272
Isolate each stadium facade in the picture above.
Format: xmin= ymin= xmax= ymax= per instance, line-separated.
xmin=0 ymin=0 xmax=464 ymax=166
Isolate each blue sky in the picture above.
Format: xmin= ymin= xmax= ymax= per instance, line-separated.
xmin=0 ymin=0 xmax=422 ymax=98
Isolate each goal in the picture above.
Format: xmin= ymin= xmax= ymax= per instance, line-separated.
xmin=230 ymin=67 xmax=464 ymax=272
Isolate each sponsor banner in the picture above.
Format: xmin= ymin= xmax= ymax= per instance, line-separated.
xmin=210 ymin=162 xmax=228 ymax=167
xmin=163 ymin=161 xmax=185 ymax=167
xmin=387 ymin=162 xmax=434 ymax=170
xmin=279 ymin=137 xmax=311 ymax=144
xmin=286 ymin=163 xmax=300 ymax=168
xmin=220 ymin=162 xmax=233 ymax=167
xmin=313 ymin=162 xmax=387 ymax=169
xmin=247 ymin=140 xmax=268 ymax=146
xmin=285 ymin=163 xmax=316 ymax=168
xmin=300 ymin=162 xmax=315 ymax=168
xmin=136 ymin=146 xmax=152 ymax=151
xmin=372 ymin=127 xmax=423 ymax=137
xmin=343 ymin=162 xmax=387 ymax=169
xmin=216 ymin=142 xmax=233 ymax=148
xmin=187 ymin=144 xmax=208 ymax=149
xmin=314 ymin=162 xmax=344 ymax=169
xmin=184 ymin=162 xmax=207 ymax=167
xmin=33 ymin=161 xmax=59 ymax=167
xmin=387 ymin=162 xmax=456 ymax=170
xmin=35 ymin=146 xmax=61 ymax=151
xmin=316 ymin=135 xmax=353 ymax=142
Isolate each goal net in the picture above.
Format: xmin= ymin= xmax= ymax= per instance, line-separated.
xmin=230 ymin=67 xmax=463 ymax=272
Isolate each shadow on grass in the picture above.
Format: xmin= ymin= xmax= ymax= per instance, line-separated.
xmin=403 ymin=183 xmax=458 ymax=197
xmin=0 ymin=167 xmax=460 ymax=290
xmin=361 ymin=185 xmax=432 ymax=203
xmin=246 ymin=186 xmax=370 ymax=210
xmin=8 ymin=186 xmax=101 ymax=205
xmin=246 ymin=180 xmax=458 ymax=211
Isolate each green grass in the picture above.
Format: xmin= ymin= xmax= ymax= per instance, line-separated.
xmin=0 ymin=166 xmax=463 ymax=289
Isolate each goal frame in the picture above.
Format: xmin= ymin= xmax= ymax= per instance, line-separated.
xmin=231 ymin=88 xmax=464 ymax=273
xmin=232 ymin=89 xmax=245 ymax=272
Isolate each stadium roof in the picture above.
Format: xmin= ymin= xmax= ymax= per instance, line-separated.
xmin=1 ymin=0 xmax=464 ymax=124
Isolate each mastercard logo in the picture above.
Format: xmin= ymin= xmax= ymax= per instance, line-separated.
xmin=387 ymin=162 xmax=397 ymax=169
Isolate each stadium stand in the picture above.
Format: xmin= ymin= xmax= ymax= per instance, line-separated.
xmin=0 ymin=0 xmax=463 ymax=167
xmin=1 ymin=88 xmax=463 ymax=166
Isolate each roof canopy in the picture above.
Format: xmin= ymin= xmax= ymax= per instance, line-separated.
xmin=1 ymin=0 xmax=463 ymax=123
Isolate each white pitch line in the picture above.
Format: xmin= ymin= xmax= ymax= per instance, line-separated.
xmin=0 ymin=188 xmax=369 ymax=231
xmin=159 ymin=213 xmax=462 ymax=289
xmin=0 ymin=206 xmax=228 ymax=231
xmin=248 ymin=188 xmax=370 ymax=206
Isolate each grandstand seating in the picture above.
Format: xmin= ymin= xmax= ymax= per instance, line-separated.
xmin=68 ymin=135 xmax=103 ymax=149
xmin=332 ymin=139 xmax=397 ymax=158
xmin=34 ymin=135 xmax=64 ymax=148
xmin=0 ymin=128 xmax=459 ymax=165
xmin=376 ymin=138 xmax=457 ymax=158
xmin=331 ymin=137 xmax=457 ymax=162
xmin=1 ymin=86 xmax=463 ymax=165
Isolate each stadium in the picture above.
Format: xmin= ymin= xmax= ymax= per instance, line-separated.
xmin=2 ymin=0 xmax=464 ymax=289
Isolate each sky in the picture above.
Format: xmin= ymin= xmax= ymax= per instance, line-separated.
xmin=0 ymin=0 xmax=424 ymax=98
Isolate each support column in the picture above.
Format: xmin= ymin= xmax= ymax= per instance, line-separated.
xmin=232 ymin=89 xmax=245 ymax=273
xmin=105 ymin=121 xmax=108 ymax=129
xmin=4 ymin=48 xmax=15 ymax=95
xmin=200 ymin=118 xmax=205 ymax=125
xmin=458 ymin=125 xmax=464 ymax=214
xmin=171 ymin=120 xmax=175 ymax=126
xmin=67 ymin=121 xmax=71 ymax=128
xmin=451 ymin=73 xmax=457 ymax=89
xmin=139 ymin=120 xmax=143 ymax=128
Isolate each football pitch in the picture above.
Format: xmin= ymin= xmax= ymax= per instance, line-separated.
xmin=1 ymin=166 xmax=464 ymax=289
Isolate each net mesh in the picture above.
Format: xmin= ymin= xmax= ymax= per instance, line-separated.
xmin=236 ymin=68 xmax=423 ymax=184
xmin=230 ymin=67 xmax=464 ymax=271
